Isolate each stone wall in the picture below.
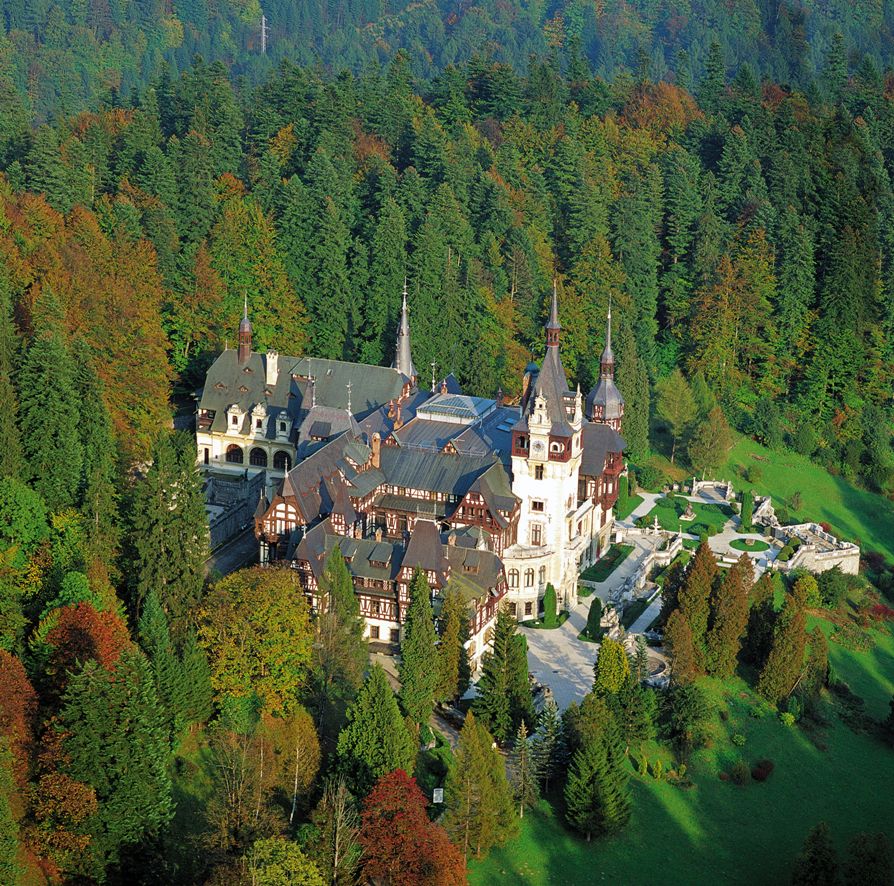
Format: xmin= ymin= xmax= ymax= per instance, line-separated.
xmin=207 ymin=470 xmax=267 ymax=549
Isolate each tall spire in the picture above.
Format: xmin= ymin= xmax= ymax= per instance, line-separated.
xmin=393 ymin=281 xmax=417 ymax=382
xmin=238 ymin=294 xmax=252 ymax=364
xmin=600 ymin=299 xmax=614 ymax=379
xmin=546 ymin=279 xmax=561 ymax=348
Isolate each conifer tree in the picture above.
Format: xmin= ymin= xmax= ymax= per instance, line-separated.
xmin=802 ymin=627 xmax=830 ymax=699
xmin=741 ymin=489 xmax=754 ymax=531
xmin=705 ymin=553 xmax=753 ymax=678
xmin=677 ymin=541 xmax=717 ymax=660
xmin=0 ymin=282 xmax=23 ymax=482
xmin=59 ymin=651 xmax=173 ymax=879
xmin=634 ymin=635 xmax=649 ymax=683
xmin=310 ymin=547 xmax=367 ymax=744
xmin=563 ymin=705 xmax=630 ymax=842
xmin=542 ymin=582 xmax=558 ymax=627
xmin=743 ymin=573 xmax=777 ymax=667
xmin=658 ymin=558 xmax=686 ymax=627
xmin=0 ymin=741 xmax=19 ymax=886
xmin=443 ymin=711 xmax=516 ymax=859
xmin=687 ymin=407 xmax=733 ymax=478
xmin=592 ymin=636 xmax=630 ymax=696
xmin=336 ymin=664 xmax=416 ymax=797
xmin=129 ymin=430 xmax=208 ymax=638
xmin=18 ymin=327 xmax=83 ymax=512
xmin=473 ymin=606 xmax=533 ymax=743
xmin=509 ymin=721 xmax=539 ymax=817
xmin=532 ymin=698 xmax=561 ymax=794
xmin=664 ymin=610 xmax=699 ymax=685
xmin=399 ymin=569 xmax=439 ymax=731
xmin=73 ymin=344 xmax=119 ymax=565
xmin=792 ymin=822 xmax=838 ymax=886
xmin=178 ymin=628 xmax=213 ymax=725
xmin=843 ymin=833 xmax=892 ymax=886
xmin=655 ymin=368 xmax=696 ymax=463
xmin=585 ymin=596 xmax=603 ymax=640
xmin=436 ymin=585 xmax=471 ymax=705
xmin=758 ymin=584 xmax=807 ymax=704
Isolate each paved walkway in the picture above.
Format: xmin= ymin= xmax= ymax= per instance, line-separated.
xmin=627 ymin=595 xmax=662 ymax=635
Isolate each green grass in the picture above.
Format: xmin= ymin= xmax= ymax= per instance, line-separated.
xmin=615 ymin=492 xmax=644 ymax=520
xmin=723 ymin=436 xmax=894 ymax=562
xmin=729 ymin=538 xmax=770 ymax=552
xmin=645 ymin=499 xmax=733 ymax=537
xmin=525 ymin=611 xmax=571 ymax=630
xmin=579 ymin=544 xmax=635 ymax=583
xmin=472 ymin=620 xmax=894 ymax=886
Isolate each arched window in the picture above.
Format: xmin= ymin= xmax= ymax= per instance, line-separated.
xmin=249 ymin=448 xmax=268 ymax=467
xmin=508 ymin=569 xmax=519 ymax=588
xmin=538 ymin=566 xmax=546 ymax=585
xmin=225 ymin=444 xmax=243 ymax=464
xmin=273 ymin=451 xmax=292 ymax=471
xmin=524 ymin=569 xmax=534 ymax=587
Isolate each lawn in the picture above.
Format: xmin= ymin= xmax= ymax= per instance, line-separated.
xmin=723 ymin=436 xmax=894 ymax=562
xmin=646 ymin=498 xmax=733 ymax=537
xmin=729 ymin=538 xmax=770 ymax=553
xmin=471 ymin=621 xmax=894 ymax=886
xmin=525 ymin=611 xmax=571 ymax=630
xmin=615 ymin=491 xmax=643 ymax=520
xmin=579 ymin=544 xmax=634 ymax=583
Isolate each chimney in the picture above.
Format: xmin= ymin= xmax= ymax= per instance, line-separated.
xmin=371 ymin=432 xmax=381 ymax=469
xmin=266 ymin=350 xmax=279 ymax=387
xmin=375 ymin=527 xmax=383 ymax=542
xmin=447 ymin=532 xmax=456 ymax=546
xmin=496 ymin=387 xmax=504 ymax=407
xmin=393 ymin=403 xmax=403 ymax=431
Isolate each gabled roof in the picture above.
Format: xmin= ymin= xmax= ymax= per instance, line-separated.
xmin=403 ymin=520 xmax=450 ymax=582
xmin=291 ymin=357 xmax=406 ymax=417
xmin=580 ymin=423 xmax=626 ymax=476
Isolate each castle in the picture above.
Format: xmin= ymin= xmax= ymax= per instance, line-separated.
xmin=195 ymin=287 xmax=625 ymax=672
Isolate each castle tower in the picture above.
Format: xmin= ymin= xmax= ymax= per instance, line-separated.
xmin=393 ymin=282 xmax=417 ymax=385
xmin=238 ymin=295 xmax=253 ymax=365
xmin=585 ymin=305 xmax=624 ymax=431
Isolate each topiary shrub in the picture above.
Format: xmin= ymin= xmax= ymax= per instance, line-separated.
xmin=585 ymin=596 xmax=603 ymax=640
xmin=751 ymin=759 xmax=775 ymax=782
xmin=543 ymin=583 xmax=557 ymax=628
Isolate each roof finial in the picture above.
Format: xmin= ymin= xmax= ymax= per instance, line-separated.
xmin=606 ymin=293 xmax=612 ymax=354
xmin=546 ymin=278 xmax=561 ymax=346
xmin=346 ymin=381 xmax=352 ymax=415
xmin=393 ymin=282 xmax=417 ymax=381
xmin=243 ymin=293 xmax=248 ymax=320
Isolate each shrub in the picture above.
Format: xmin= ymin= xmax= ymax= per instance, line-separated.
xmin=638 ymin=756 xmax=648 ymax=776
xmin=749 ymin=701 xmax=774 ymax=720
xmin=870 ymin=604 xmax=894 ymax=622
xmin=730 ymin=760 xmax=750 ymax=785
xmin=636 ymin=465 xmax=665 ymax=491
xmin=652 ymin=759 xmax=663 ymax=780
xmin=751 ymin=759 xmax=775 ymax=782
xmin=785 ymin=696 xmax=803 ymax=722
xmin=790 ymin=490 xmax=803 ymax=511
xmin=745 ymin=465 xmax=763 ymax=484
xmin=780 ymin=712 xmax=796 ymax=727
xmin=731 ymin=733 xmax=746 ymax=746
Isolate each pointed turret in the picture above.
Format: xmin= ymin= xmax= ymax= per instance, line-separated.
xmin=586 ymin=304 xmax=624 ymax=430
xmin=238 ymin=295 xmax=252 ymax=365
xmin=545 ymin=279 xmax=561 ymax=348
xmin=393 ymin=282 xmax=417 ymax=383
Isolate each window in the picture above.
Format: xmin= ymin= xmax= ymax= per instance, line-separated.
xmin=370 ymin=625 xmax=380 ymax=640
xmin=524 ymin=569 xmax=534 ymax=587
xmin=373 ymin=601 xmax=381 ymax=615
xmin=538 ymin=566 xmax=546 ymax=585
xmin=524 ymin=601 xmax=533 ymax=616
xmin=530 ymin=524 xmax=542 ymax=546
xmin=390 ymin=628 xmax=400 ymax=643
xmin=249 ymin=448 xmax=268 ymax=467
xmin=532 ymin=500 xmax=544 ymax=512
xmin=203 ymin=448 xmax=209 ymax=465
xmin=255 ymin=418 xmax=262 ymax=429
xmin=273 ymin=451 xmax=291 ymax=471
xmin=534 ymin=464 xmax=544 ymax=480
xmin=231 ymin=414 xmax=239 ymax=426
xmin=225 ymin=444 xmax=243 ymax=464
xmin=509 ymin=602 xmax=517 ymax=618
xmin=508 ymin=569 xmax=519 ymax=588
xmin=279 ymin=421 xmax=287 ymax=432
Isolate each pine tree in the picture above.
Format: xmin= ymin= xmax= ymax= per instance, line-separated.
xmin=741 ymin=490 xmax=754 ymax=531
xmin=509 ymin=721 xmax=539 ymax=817
xmin=655 ymin=368 xmax=696 ymax=463
xmin=18 ymin=327 xmax=83 ymax=512
xmin=678 ymin=541 xmax=718 ymax=659
xmin=658 ymin=558 xmax=686 ymax=627
xmin=73 ymin=344 xmax=119 ymax=566
xmin=792 ymin=822 xmax=838 ymax=886
xmin=178 ymin=628 xmax=213 ymax=725
xmin=664 ymin=610 xmax=699 ymax=685
xmin=705 ymin=553 xmax=753 ymax=678
xmin=802 ymin=627 xmax=830 ymax=699
xmin=59 ymin=651 xmax=173 ymax=879
xmin=399 ymin=569 xmax=439 ymax=731
xmin=634 ymin=635 xmax=649 ymax=683
xmin=585 ymin=596 xmax=603 ymax=640
xmin=138 ymin=589 xmax=186 ymax=741
xmin=0 ymin=741 xmax=19 ymax=886
xmin=436 ymin=585 xmax=471 ymax=705
xmin=336 ymin=664 xmax=416 ymax=797
xmin=473 ymin=606 xmax=533 ymax=743
xmin=743 ymin=573 xmax=777 ymax=667
xmin=563 ymin=705 xmax=630 ymax=842
xmin=592 ymin=636 xmax=630 ymax=696
xmin=843 ymin=833 xmax=892 ymax=886
xmin=0 ymin=281 xmax=23 ymax=482
xmin=311 ymin=547 xmax=367 ymax=745
xmin=443 ymin=711 xmax=516 ymax=859
xmin=758 ymin=584 xmax=807 ymax=705
xmin=687 ymin=407 xmax=733 ymax=478
xmin=129 ymin=430 xmax=208 ymax=639
xmin=531 ymin=698 xmax=561 ymax=793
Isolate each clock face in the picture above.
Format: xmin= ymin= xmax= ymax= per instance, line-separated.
xmin=532 ymin=440 xmax=545 ymax=456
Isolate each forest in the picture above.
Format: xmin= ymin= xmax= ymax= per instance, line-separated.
xmin=1 ymin=16 xmax=894 ymax=886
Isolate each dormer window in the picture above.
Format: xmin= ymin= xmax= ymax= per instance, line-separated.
xmin=255 ymin=418 xmax=262 ymax=429
xmin=279 ymin=422 xmax=287 ymax=432
xmin=532 ymin=500 xmax=544 ymax=512
xmin=231 ymin=415 xmax=239 ymax=426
